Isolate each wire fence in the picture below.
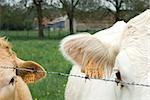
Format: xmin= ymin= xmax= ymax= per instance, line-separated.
xmin=1 ymin=66 xmax=150 ymax=88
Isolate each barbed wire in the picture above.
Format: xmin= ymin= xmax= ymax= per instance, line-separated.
xmin=1 ymin=66 xmax=150 ymax=87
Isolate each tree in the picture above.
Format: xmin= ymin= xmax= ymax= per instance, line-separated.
xmin=130 ymin=0 xmax=149 ymax=13
xmin=0 ymin=5 xmax=31 ymax=30
xmin=33 ymin=0 xmax=44 ymax=38
xmin=18 ymin=0 xmax=46 ymax=38
xmin=59 ymin=0 xmax=79 ymax=34
xmin=0 ymin=5 xmax=2 ymax=30
xmin=77 ymin=0 xmax=102 ymax=11
xmin=104 ymin=0 xmax=125 ymax=22
xmin=103 ymin=0 xmax=150 ymax=22
xmin=0 ymin=0 xmax=6 ymax=30
xmin=76 ymin=0 xmax=107 ymax=22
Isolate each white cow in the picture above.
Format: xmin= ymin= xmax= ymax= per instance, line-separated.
xmin=60 ymin=21 xmax=127 ymax=100
xmin=60 ymin=9 xmax=150 ymax=100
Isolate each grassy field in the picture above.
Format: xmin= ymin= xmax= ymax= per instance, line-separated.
xmin=0 ymin=30 xmax=69 ymax=39
xmin=0 ymin=31 xmax=72 ymax=100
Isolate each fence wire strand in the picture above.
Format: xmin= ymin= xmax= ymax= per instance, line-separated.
xmin=1 ymin=66 xmax=150 ymax=87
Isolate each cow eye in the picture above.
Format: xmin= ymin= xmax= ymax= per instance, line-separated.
xmin=9 ymin=77 xmax=16 ymax=85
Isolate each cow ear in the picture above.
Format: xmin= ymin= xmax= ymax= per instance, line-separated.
xmin=60 ymin=33 xmax=118 ymax=78
xmin=15 ymin=58 xmax=46 ymax=84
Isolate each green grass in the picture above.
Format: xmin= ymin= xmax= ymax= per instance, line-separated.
xmin=0 ymin=31 xmax=72 ymax=100
xmin=0 ymin=30 xmax=69 ymax=39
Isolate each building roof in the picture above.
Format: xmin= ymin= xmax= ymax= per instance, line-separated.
xmin=48 ymin=15 xmax=68 ymax=25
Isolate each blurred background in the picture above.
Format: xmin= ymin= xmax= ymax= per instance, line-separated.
xmin=0 ymin=0 xmax=150 ymax=100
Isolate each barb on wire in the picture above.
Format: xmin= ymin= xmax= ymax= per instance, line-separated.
xmin=1 ymin=66 xmax=150 ymax=88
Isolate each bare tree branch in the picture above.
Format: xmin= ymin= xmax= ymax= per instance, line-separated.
xmin=59 ymin=0 xmax=65 ymax=5
xmin=106 ymin=0 xmax=116 ymax=7
xmin=73 ymin=0 xmax=80 ymax=8
xmin=118 ymin=0 xmax=123 ymax=8
xmin=58 ymin=0 xmax=80 ymax=34
xmin=33 ymin=0 xmax=38 ymax=5
xmin=33 ymin=0 xmax=43 ymax=5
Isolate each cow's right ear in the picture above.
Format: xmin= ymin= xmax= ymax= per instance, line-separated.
xmin=60 ymin=33 xmax=118 ymax=78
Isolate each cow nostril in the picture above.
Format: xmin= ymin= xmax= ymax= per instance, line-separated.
xmin=9 ymin=76 xmax=16 ymax=85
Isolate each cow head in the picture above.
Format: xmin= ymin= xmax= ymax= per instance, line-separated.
xmin=60 ymin=9 xmax=150 ymax=99
xmin=0 ymin=37 xmax=46 ymax=100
